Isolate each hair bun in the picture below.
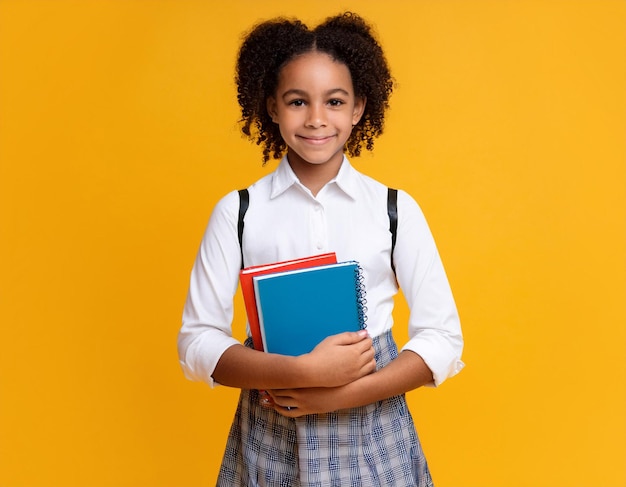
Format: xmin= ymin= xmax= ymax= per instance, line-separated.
xmin=314 ymin=12 xmax=374 ymax=39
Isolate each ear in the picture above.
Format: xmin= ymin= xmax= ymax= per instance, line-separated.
xmin=352 ymin=96 xmax=366 ymax=125
xmin=266 ymin=97 xmax=278 ymax=123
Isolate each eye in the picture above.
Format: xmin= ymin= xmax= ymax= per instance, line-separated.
xmin=288 ymin=99 xmax=305 ymax=107
xmin=328 ymin=99 xmax=344 ymax=107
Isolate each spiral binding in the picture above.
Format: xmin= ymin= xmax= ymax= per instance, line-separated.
xmin=353 ymin=262 xmax=368 ymax=330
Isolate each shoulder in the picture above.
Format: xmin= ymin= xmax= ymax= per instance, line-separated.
xmin=353 ymin=169 xmax=430 ymax=232
xmin=396 ymin=188 xmax=423 ymax=214
xmin=343 ymin=163 xmax=390 ymax=204
xmin=213 ymin=170 xmax=276 ymax=217
xmin=348 ymin=164 xmax=421 ymax=212
xmin=202 ymin=190 xmax=241 ymax=238
xmin=212 ymin=189 xmax=239 ymax=216
xmin=396 ymin=189 xmax=429 ymax=227
xmin=391 ymin=189 xmax=437 ymax=249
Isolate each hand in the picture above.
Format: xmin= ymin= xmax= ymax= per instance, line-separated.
xmin=300 ymin=330 xmax=376 ymax=388
xmin=266 ymin=350 xmax=434 ymax=418
xmin=267 ymin=386 xmax=347 ymax=417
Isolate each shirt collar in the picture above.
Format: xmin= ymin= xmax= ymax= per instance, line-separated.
xmin=270 ymin=155 xmax=359 ymax=200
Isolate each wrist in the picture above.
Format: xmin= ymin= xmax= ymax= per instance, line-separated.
xmin=294 ymin=353 xmax=319 ymax=388
xmin=334 ymin=376 xmax=373 ymax=410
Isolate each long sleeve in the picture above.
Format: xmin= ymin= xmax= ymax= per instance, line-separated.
xmin=394 ymin=190 xmax=464 ymax=386
xmin=177 ymin=190 xmax=242 ymax=387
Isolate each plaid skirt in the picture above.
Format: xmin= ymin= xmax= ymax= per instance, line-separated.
xmin=217 ymin=331 xmax=433 ymax=487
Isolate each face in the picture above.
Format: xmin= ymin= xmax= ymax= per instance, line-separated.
xmin=267 ymin=51 xmax=365 ymax=174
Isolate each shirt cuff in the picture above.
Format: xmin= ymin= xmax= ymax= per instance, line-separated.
xmin=178 ymin=332 xmax=240 ymax=388
xmin=401 ymin=340 xmax=465 ymax=387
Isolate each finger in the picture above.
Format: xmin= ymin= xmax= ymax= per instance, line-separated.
xmin=267 ymin=390 xmax=296 ymax=405
xmin=274 ymin=404 xmax=303 ymax=418
xmin=365 ymin=356 xmax=377 ymax=373
xmin=329 ymin=330 xmax=370 ymax=346
xmin=356 ymin=336 xmax=374 ymax=352
xmin=267 ymin=389 xmax=294 ymax=400
xmin=271 ymin=397 xmax=298 ymax=411
xmin=350 ymin=339 xmax=374 ymax=359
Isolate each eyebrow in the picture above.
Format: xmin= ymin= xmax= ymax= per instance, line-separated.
xmin=281 ymin=88 xmax=351 ymax=99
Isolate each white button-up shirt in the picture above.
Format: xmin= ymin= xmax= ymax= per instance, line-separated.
xmin=178 ymin=156 xmax=464 ymax=387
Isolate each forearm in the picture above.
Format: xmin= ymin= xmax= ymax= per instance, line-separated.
xmin=268 ymin=350 xmax=433 ymax=416
xmin=212 ymin=344 xmax=315 ymax=390
xmin=336 ymin=350 xmax=433 ymax=409
xmin=212 ymin=331 xmax=377 ymax=390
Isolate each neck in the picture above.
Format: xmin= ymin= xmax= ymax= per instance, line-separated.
xmin=286 ymin=151 xmax=343 ymax=197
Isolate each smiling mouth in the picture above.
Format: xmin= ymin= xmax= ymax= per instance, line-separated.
xmin=298 ymin=135 xmax=335 ymax=144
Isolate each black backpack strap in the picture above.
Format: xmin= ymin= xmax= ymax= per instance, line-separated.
xmin=387 ymin=187 xmax=398 ymax=275
xmin=237 ymin=189 xmax=249 ymax=269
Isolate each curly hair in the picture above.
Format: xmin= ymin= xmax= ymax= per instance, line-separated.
xmin=235 ymin=12 xmax=394 ymax=163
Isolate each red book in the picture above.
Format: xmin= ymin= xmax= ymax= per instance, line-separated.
xmin=240 ymin=253 xmax=337 ymax=350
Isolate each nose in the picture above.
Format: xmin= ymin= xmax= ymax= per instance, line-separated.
xmin=305 ymin=104 xmax=326 ymax=128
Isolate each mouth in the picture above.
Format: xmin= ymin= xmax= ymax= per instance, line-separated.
xmin=298 ymin=135 xmax=335 ymax=145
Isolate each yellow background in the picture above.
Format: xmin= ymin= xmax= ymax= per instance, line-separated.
xmin=1 ymin=1 xmax=624 ymax=486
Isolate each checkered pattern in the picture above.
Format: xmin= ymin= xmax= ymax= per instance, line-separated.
xmin=217 ymin=331 xmax=433 ymax=487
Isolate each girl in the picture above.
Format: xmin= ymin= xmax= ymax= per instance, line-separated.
xmin=178 ymin=12 xmax=464 ymax=487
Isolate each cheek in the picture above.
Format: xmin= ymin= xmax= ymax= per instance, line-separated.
xmin=276 ymin=122 xmax=291 ymax=139
xmin=277 ymin=116 xmax=300 ymax=134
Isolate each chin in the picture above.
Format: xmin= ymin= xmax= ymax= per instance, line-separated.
xmin=294 ymin=150 xmax=344 ymax=167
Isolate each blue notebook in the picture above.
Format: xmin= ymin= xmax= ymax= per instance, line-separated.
xmin=252 ymin=261 xmax=367 ymax=356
